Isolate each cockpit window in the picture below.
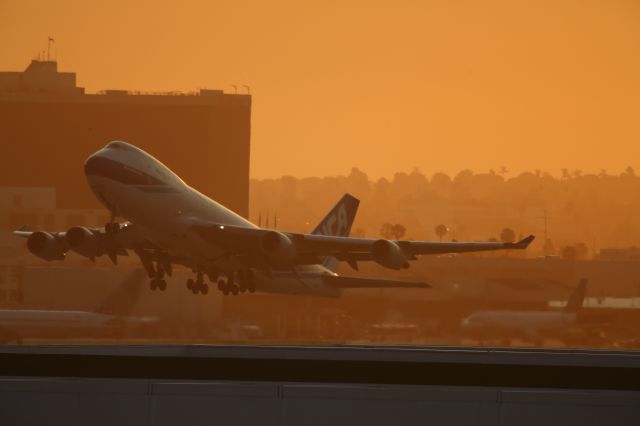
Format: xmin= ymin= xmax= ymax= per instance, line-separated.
xmin=107 ymin=141 xmax=129 ymax=151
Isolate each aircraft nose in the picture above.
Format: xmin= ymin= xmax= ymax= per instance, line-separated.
xmin=84 ymin=151 xmax=109 ymax=178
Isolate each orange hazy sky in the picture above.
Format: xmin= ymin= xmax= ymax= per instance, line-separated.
xmin=2 ymin=0 xmax=639 ymax=179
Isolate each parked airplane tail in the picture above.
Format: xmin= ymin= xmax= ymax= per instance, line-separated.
xmin=564 ymin=278 xmax=588 ymax=313
xmin=311 ymin=193 xmax=360 ymax=272
xmin=95 ymin=269 xmax=146 ymax=315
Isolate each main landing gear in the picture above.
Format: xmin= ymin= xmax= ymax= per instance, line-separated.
xmin=150 ymin=267 xmax=167 ymax=291
xmin=138 ymin=252 xmax=169 ymax=292
xmin=177 ymin=269 xmax=257 ymax=296
xmin=217 ymin=270 xmax=256 ymax=296
xmin=187 ymin=271 xmax=209 ymax=295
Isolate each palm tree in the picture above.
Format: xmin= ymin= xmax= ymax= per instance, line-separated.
xmin=500 ymin=227 xmax=516 ymax=243
xmin=435 ymin=224 xmax=448 ymax=241
xmin=391 ymin=224 xmax=406 ymax=240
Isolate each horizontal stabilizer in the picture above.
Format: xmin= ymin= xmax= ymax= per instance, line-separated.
xmin=323 ymin=275 xmax=430 ymax=289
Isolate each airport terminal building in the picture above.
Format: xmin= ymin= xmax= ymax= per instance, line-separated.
xmin=0 ymin=59 xmax=252 ymax=218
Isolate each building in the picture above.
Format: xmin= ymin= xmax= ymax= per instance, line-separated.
xmin=599 ymin=247 xmax=640 ymax=261
xmin=0 ymin=59 xmax=251 ymax=216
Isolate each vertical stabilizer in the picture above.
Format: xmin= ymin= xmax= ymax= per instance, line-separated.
xmin=564 ymin=278 xmax=588 ymax=313
xmin=311 ymin=193 xmax=360 ymax=272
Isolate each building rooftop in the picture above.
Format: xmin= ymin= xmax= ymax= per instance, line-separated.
xmin=0 ymin=60 xmax=249 ymax=104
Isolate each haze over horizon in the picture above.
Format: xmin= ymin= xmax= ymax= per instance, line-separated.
xmin=2 ymin=0 xmax=639 ymax=180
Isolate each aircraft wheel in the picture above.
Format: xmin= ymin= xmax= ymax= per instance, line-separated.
xmin=187 ymin=278 xmax=199 ymax=294
xmin=201 ymin=283 xmax=209 ymax=295
xmin=231 ymin=286 xmax=239 ymax=296
xmin=150 ymin=279 xmax=157 ymax=290
xmin=158 ymin=280 xmax=167 ymax=291
xmin=217 ymin=279 xmax=225 ymax=291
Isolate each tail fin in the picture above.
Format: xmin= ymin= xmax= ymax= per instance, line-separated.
xmin=312 ymin=193 xmax=360 ymax=272
xmin=564 ymin=278 xmax=588 ymax=313
xmin=312 ymin=193 xmax=359 ymax=237
xmin=95 ymin=269 xmax=146 ymax=315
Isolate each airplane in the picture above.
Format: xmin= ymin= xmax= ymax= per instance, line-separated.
xmin=14 ymin=141 xmax=535 ymax=297
xmin=461 ymin=278 xmax=588 ymax=344
xmin=0 ymin=269 xmax=156 ymax=343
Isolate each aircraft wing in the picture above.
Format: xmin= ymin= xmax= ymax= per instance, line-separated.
xmin=401 ymin=235 xmax=535 ymax=255
xmin=322 ymin=275 xmax=430 ymax=289
xmin=191 ymin=220 xmax=534 ymax=270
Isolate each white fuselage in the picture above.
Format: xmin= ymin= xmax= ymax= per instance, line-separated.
xmin=462 ymin=310 xmax=577 ymax=335
xmin=0 ymin=309 xmax=154 ymax=341
xmin=84 ymin=141 xmax=341 ymax=297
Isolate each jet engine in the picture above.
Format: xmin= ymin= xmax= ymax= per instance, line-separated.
xmin=261 ymin=231 xmax=297 ymax=265
xmin=372 ymin=239 xmax=410 ymax=270
xmin=26 ymin=232 xmax=66 ymax=261
xmin=66 ymin=226 xmax=102 ymax=259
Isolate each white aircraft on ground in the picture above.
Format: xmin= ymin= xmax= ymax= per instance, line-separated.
xmin=14 ymin=141 xmax=534 ymax=297
xmin=0 ymin=269 xmax=155 ymax=343
xmin=461 ymin=278 xmax=588 ymax=343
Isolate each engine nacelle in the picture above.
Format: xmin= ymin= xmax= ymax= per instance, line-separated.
xmin=66 ymin=226 xmax=101 ymax=259
xmin=26 ymin=231 xmax=66 ymax=261
xmin=261 ymin=231 xmax=297 ymax=265
xmin=372 ymin=239 xmax=410 ymax=270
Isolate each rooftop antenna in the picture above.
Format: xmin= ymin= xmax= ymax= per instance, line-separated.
xmin=258 ymin=212 xmax=262 ymax=227
xmin=231 ymin=84 xmax=238 ymax=94
xmin=274 ymin=213 xmax=278 ymax=230
xmin=242 ymin=85 xmax=251 ymax=95
xmin=47 ymin=36 xmax=55 ymax=62
xmin=265 ymin=210 xmax=270 ymax=229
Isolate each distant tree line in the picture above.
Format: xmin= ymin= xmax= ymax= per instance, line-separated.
xmin=250 ymin=166 xmax=640 ymax=257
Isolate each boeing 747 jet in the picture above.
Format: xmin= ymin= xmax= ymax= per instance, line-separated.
xmin=15 ymin=141 xmax=534 ymax=297
xmin=0 ymin=269 xmax=154 ymax=343
xmin=462 ymin=279 xmax=589 ymax=345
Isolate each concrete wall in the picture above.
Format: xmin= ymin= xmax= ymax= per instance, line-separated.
xmin=0 ymin=378 xmax=638 ymax=426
